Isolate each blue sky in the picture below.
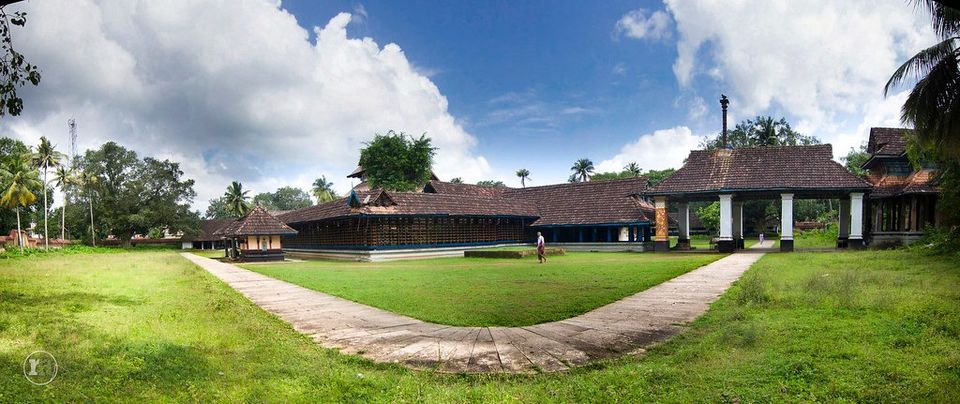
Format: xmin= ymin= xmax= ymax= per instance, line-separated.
xmin=2 ymin=0 xmax=936 ymax=210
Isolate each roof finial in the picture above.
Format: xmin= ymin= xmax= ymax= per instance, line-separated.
xmin=720 ymin=94 xmax=730 ymax=149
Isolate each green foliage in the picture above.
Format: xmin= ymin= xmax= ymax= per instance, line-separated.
xmin=358 ymin=131 xmax=436 ymax=191
xmin=74 ymin=142 xmax=199 ymax=245
xmin=204 ymin=196 xmax=232 ymax=219
xmin=645 ymin=168 xmax=676 ymax=186
xmin=590 ymin=163 xmax=668 ymax=183
xmin=0 ymin=137 xmax=41 ymax=233
xmin=591 ymin=170 xmax=634 ymax=181
xmin=570 ymin=158 xmax=595 ymax=182
xmin=697 ymin=201 xmax=720 ymax=233
xmin=223 ymin=181 xmax=250 ymax=217
xmin=448 ymin=177 xmax=463 ymax=184
xmin=701 ymin=115 xmax=820 ymax=149
xmin=0 ymin=7 xmax=41 ymax=117
xmin=515 ymin=168 xmax=530 ymax=187
xmin=475 ymin=180 xmax=505 ymax=187
xmin=252 ymin=186 xmax=312 ymax=211
xmin=311 ymin=175 xmax=337 ymax=203
xmin=842 ymin=143 xmax=870 ymax=177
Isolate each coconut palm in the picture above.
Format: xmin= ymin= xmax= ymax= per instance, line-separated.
xmin=77 ymin=170 xmax=99 ymax=246
xmin=624 ymin=162 xmax=642 ymax=177
xmin=570 ymin=158 xmax=595 ymax=182
xmin=0 ymin=153 xmax=41 ymax=250
xmin=31 ymin=136 xmax=63 ymax=250
xmin=884 ymin=1 xmax=960 ymax=157
xmin=515 ymin=168 xmax=531 ymax=187
xmin=224 ymin=181 xmax=251 ymax=217
xmin=311 ymin=176 xmax=336 ymax=204
xmin=53 ymin=165 xmax=74 ymax=241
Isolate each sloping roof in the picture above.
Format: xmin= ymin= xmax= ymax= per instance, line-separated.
xmin=183 ymin=219 xmax=232 ymax=242
xmin=503 ymin=176 xmax=653 ymax=226
xmin=646 ymin=145 xmax=872 ymax=196
xmin=216 ymin=206 xmax=298 ymax=236
xmin=366 ymin=192 xmax=538 ymax=217
xmin=867 ymin=169 xmax=939 ymax=198
xmin=866 ymin=127 xmax=910 ymax=156
xmin=423 ymin=180 xmax=506 ymax=198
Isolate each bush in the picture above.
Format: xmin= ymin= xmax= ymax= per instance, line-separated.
xmin=0 ymin=244 xmax=126 ymax=259
xmin=910 ymin=225 xmax=960 ymax=257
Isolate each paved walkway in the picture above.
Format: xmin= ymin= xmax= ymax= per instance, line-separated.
xmin=181 ymin=242 xmax=769 ymax=373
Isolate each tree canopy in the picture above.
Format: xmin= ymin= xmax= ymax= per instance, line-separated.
xmin=253 ymin=186 xmax=312 ymax=211
xmin=476 ymin=180 xmax=505 ymax=188
xmin=359 ymin=131 xmax=436 ymax=191
xmin=700 ymin=116 xmax=820 ymax=150
xmin=75 ymin=142 xmax=198 ymax=245
xmin=0 ymin=6 xmax=41 ymax=117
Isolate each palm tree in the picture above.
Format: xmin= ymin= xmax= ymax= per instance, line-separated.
xmin=0 ymin=153 xmax=41 ymax=250
xmin=515 ymin=168 xmax=531 ymax=187
xmin=224 ymin=181 xmax=251 ymax=217
xmin=31 ymin=136 xmax=63 ymax=250
xmin=78 ymin=170 xmax=99 ymax=246
xmin=311 ymin=176 xmax=336 ymax=204
xmin=449 ymin=177 xmax=463 ymax=184
xmin=624 ymin=162 xmax=642 ymax=177
xmin=53 ymin=166 xmax=74 ymax=241
xmin=885 ymin=1 xmax=960 ymax=157
xmin=570 ymin=158 xmax=595 ymax=182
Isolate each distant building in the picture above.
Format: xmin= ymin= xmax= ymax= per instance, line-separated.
xmin=862 ymin=127 xmax=941 ymax=245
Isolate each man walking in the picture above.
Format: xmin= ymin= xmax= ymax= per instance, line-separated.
xmin=536 ymin=231 xmax=547 ymax=263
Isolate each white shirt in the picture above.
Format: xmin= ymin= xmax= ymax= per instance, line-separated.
xmin=537 ymin=235 xmax=545 ymax=247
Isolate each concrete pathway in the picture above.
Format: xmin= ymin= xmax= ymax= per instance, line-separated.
xmin=181 ymin=242 xmax=770 ymax=373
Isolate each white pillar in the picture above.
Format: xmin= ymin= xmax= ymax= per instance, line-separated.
xmin=719 ymin=194 xmax=733 ymax=240
xmin=781 ymin=194 xmax=794 ymax=241
xmin=678 ymin=203 xmax=690 ymax=241
xmin=850 ymin=193 xmax=864 ymax=240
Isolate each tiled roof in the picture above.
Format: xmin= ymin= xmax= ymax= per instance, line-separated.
xmin=646 ymin=145 xmax=872 ymax=195
xmin=866 ymin=127 xmax=910 ymax=156
xmin=278 ymin=176 xmax=653 ymax=226
xmin=867 ymin=169 xmax=939 ymax=198
xmin=504 ymin=177 xmax=653 ymax=226
xmin=215 ymin=206 xmax=298 ymax=236
xmin=183 ymin=219 xmax=232 ymax=241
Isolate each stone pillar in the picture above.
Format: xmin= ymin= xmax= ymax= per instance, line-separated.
xmin=654 ymin=196 xmax=670 ymax=252
xmin=718 ymin=194 xmax=734 ymax=252
xmin=838 ymin=198 xmax=850 ymax=248
xmin=849 ymin=192 xmax=864 ymax=249
xmin=676 ymin=202 xmax=690 ymax=249
xmin=780 ymin=193 xmax=794 ymax=252
xmin=732 ymin=201 xmax=744 ymax=249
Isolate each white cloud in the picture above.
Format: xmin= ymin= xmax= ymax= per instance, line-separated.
xmin=665 ymin=0 xmax=935 ymax=136
xmin=596 ymin=126 xmax=701 ymax=173
xmin=615 ymin=9 xmax=672 ymax=41
xmin=4 ymin=0 xmax=492 ymax=211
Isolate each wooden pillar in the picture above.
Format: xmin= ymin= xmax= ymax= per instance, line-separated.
xmin=676 ymin=202 xmax=690 ymax=249
xmin=838 ymin=197 xmax=850 ymax=248
xmin=732 ymin=201 xmax=744 ymax=249
xmin=654 ymin=197 xmax=669 ymax=252
xmin=780 ymin=193 xmax=794 ymax=252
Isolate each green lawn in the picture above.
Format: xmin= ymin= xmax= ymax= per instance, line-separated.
xmin=241 ymin=252 xmax=724 ymax=327
xmin=2 ymin=249 xmax=958 ymax=402
xmin=185 ymin=248 xmax=225 ymax=259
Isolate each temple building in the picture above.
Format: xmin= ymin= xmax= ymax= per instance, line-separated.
xmin=862 ymin=127 xmax=941 ymax=245
xmin=275 ymin=176 xmax=656 ymax=260
xmin=215 ymin=206 xmax=299 ymax=261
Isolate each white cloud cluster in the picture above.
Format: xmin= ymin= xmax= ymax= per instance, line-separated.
xmin=662 ymin=0 xmax=935 ymax=154
xmin=596 ymin=126 xmax=701 ymax=173
xmin=615 ymin=9 xmax=672 ymax=41
xmin=4 ymin=0 xmax=491 ymax=210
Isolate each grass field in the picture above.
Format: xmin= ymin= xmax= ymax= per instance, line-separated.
xmin=2 ymin=249 xmax=958 ymax=402
xmin=241 ymin=252 xmax=724 ymax=327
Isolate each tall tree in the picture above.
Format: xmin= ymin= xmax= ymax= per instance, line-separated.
xmin=842 ymin=144 xmax=870 ymax=177
xmin=515 ymin=168 xmax=530 ymax=187
xmin=448 ymin=177 xmax=463 ymax=184
xmin=644 ymin=168 xmax=676 ymax=186
xmin=359 ymin=131 xmax=436 ymax=191
xmin=52 ymin=165 xmax=73 ymax=241
xmin=0 ymin=152 xmax=40 ymax=249
xmin=0 ymin=5 xmax=41 ymax=117
xmin=570 ymin=158 xmax=595 ymax=182
xmin=311 ymin=176 xmax=337 ymax=204
xmin=77 ymin=142 xmax=198 ymax=246
xmin=77 ymin=169 xmax=98 ymax=246
xmin=204 ymin=196 xmax=232 ymax=219
xmin=700 ymin=115 xmax=820 ymax=149
xmin=624 ymin=162 xmax=642 ymax=177
xmin=31 ymin=136 xmax=62 ymax=249
xmin=224 ymin=181 xmax=251 ymax=217
xmin=884 ymin=0 xmax=960 ymax=158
